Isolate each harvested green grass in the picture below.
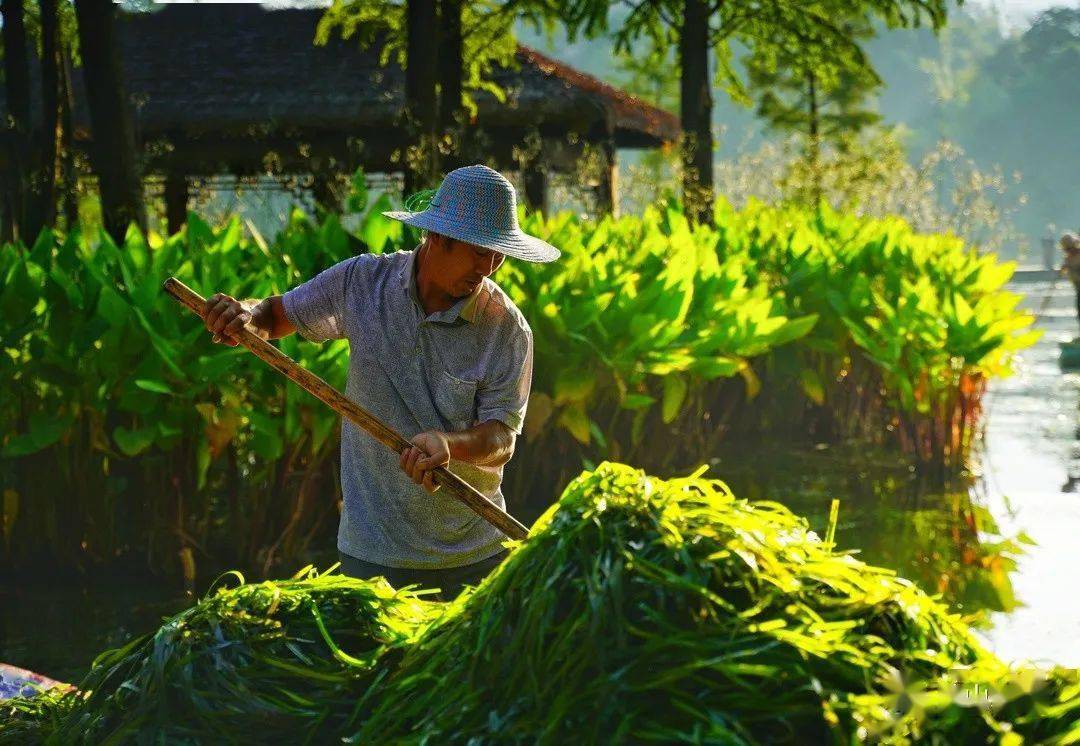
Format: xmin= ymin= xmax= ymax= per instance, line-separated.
xmin=4 ymin=462 xmax=1078 ymax=744
xmin=3 ymin=569 xmax=436 ymax=744
xmin=0 ymin=687 xmax=78 ymax=744
xmin=355 ymin=462 xmax=989 ymax=743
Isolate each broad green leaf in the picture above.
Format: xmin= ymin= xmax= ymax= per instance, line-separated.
xmin=557 ymin=403 xmax=591 ymax=445
xmin=799 ymin=369 xmax=826 ymax=406
xmin=135 ymin=379 xmax=174 ymax=395
xmin=113 ymin=425 xmax=157 ymax=456
xmin=661 ymin=375 xmax=687 ymax=424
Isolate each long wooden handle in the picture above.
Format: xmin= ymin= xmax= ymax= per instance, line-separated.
xmin=162 ymin=277 xmax=529 ymax=541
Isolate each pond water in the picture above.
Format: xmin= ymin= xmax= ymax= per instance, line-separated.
xmin=2 ymin=279 xmax=1078 ymax=684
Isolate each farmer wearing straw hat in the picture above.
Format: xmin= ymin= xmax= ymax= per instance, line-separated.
xmin=200 ymin=165 xmax=560 ymax=597
xmin=1060 ymin=232 xmax=1080 ymax=331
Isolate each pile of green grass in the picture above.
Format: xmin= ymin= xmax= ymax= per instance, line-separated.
xmin=2 ymin=569 xmax=436 ymax=744
xmin=355 ymin=462 xmax=1078 ymax=744
xmin=4 ymin=462 xmax=1078 ymax=744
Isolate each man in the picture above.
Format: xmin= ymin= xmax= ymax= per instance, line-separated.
xmin=1060 ymin=232 xmax=1080 ymax=331
xmin=201 ymin=164 xmax=560 ymax=597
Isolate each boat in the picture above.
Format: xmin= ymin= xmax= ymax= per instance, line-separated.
xmin=0 ymin=663 xmax=70 ymax=700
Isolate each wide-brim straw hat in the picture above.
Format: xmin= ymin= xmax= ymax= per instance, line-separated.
xmin=382 ymin=164 xmax=561 ymax=263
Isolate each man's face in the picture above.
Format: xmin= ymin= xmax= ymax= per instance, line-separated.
xmin=427 ymin=233 xmax=506 ymax=298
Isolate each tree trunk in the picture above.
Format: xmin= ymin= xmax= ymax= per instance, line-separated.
xmin=165 ymin=171 xmax=189 ymax=236
xmin=75 ymin=0 xmax=146 ymax=245
xmin=807 ymin=70 xmax=822 ymax=206
xmin=311 ymin=171 xmax=341 ymax=216
xmin=522 ymin=160 xmax=548 ymax=215
xmin=594 ymin=136 xmax=617 ymax=217
xmin=2 ymin=0 xmax=32 ymax=243
xmin=437 ymin=0 xmax=465 ymax=172
xmin=403 ymin=0 xmax=439 ymax=195
xmin=38 ymin=0 xmax=61 ymax=231
xmin=59 ymin=49 xmax=79 ymax=230
xmin=678 ymin=0 xmax=713 ymax=225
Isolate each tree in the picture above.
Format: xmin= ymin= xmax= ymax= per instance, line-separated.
xmin=37 ymin=0 xmax=60 ymax=231
xmin=2 ymin=0 xmax=34 ymax=242
xmin=317 ymin=0 xmax=555 ymax=192
xmin=746 ymin=19 xmax=883 ymax=205
xmin=74 ymin=0 xmax=146 ymax=243
xmin=560 ymin=0 xmax=954 ymax=225
xmin=947 ymin=7 xmax=1080 ymax=240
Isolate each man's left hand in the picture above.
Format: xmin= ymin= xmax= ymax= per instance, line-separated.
xmin=400 ymin=431 xmax=451 ymax=493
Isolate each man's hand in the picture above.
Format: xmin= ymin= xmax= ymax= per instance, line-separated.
xmin=400 ymin=431 xmax=451 ymax=493
xmin=204 ymin=293 xmax=258 ymax=346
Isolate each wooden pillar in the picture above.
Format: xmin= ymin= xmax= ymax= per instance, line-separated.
xmin=164 ymin=171 xmax=188 ymax=236
xmin=594 ymin=137 xmax=617 ymax=218
xmin=312 ymin=172 xmax=341 ymax=215
xmin=522 ymin=161 xmax=548 ymax=215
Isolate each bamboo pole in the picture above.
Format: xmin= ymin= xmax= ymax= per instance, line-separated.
xmin=162 ymin=277 xmax=529 ymax=541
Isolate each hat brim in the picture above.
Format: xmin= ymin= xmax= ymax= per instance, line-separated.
xmin=382 ymin=209 xmax=560 ymax=263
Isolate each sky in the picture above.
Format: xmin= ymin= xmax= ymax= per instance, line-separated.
xmin=254 ymin=0 xmax=1075 ymax=31
xmin=974 ymin=0 xmax=1078 ymax=28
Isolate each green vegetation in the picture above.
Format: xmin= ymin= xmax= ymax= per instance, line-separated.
xmin=48 ymin=569 xmax=431 ymax=743
xmin=4 ymin=463 xmax=1077 ymax=743
xmin=0 ymin=194 xmax=1036 ymax=576
xmin=506 ymin=197 xmax=1037 ymax=503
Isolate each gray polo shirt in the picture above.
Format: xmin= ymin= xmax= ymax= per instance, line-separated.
xmin=281 ymin=247 xmax=533 ymax=569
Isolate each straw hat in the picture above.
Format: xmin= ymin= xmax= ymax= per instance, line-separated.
xmin=383 ymin=165 xmax=561 ymax=263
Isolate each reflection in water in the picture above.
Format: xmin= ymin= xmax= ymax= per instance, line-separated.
xmin=709 ymin=441 xmax=1022 ymax=629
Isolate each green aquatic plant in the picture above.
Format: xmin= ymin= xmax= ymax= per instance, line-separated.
xmin=2 ymin=463 xmax=1077 ymax=744
xmin=0 ymin=687 xmax=78 ymax=744
xmin=353 ymin=462 xmax=1075 ymax=744
xmin=35 ymin=567 xmax=434 ymax=744
xmin=0 ymin=194 xmax=1038 ymax=577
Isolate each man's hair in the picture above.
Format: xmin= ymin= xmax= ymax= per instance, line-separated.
xmin=1061 ymin=232 xmax=1080 ymax=251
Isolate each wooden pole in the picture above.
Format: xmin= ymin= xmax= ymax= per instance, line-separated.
xmin=162 ymin=277 xmax=529 ymax=541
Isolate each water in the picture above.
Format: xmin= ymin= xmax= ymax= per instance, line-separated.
xmin=2 ymin=279 xmax=1079 ymax=683
xmin=976 ymin=279 xmax=1080 ymax=665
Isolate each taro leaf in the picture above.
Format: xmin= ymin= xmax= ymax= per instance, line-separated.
xmin=113 ymin=425 xmax=157 ymax=457
xmin=799 ymin=369 xmax=826 ymax=406
xmin=690 ymin=356 xmax=741 ymax=379
xmin=135 ymin=379 xmax=174 ymax=395
xmin=768 ymin=314 xmax=819 ymax=347
xmin=96 ymin=286 xmax=131 ymax=328
xmin=739 ymin=362 xmax=762 ymax=400
xmin=619 ymin=393 xmax=656 ymax=411
xmin=358 ymin=193 xmax=400 ymax=254
xmin=661 ymin=375 xmax=687 ymax=424
xmin=553 ymin=368 xmax=596 ymax=406
xmin=49 ymin=266 xmax=84 ymax=309
xmin=557 ymin=402 xmax=591 ymax=444
xmin=196 ymin=440 xmax=212 ymax=491
xmin=251 ymin=429 xmax=285 ymax=461
xmin=523 ymin=392 xmax=554 ymax=439
xmin=1 ymin=412 xmax=73 ymax=458
xmin=132 ymin=307 xmax=185 ymax=378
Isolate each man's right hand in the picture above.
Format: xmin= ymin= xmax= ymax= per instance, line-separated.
xmin=204 ymin=293 xmax=256 ymax=347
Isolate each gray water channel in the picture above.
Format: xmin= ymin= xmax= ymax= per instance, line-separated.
xmin=977 ymin=278 xmax=1080 ymax=665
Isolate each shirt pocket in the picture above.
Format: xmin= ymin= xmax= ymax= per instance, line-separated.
xmin=433 ymin=369 xmax=478 ymax=431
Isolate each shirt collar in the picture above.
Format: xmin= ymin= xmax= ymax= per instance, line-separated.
xmin=399 ymin=246 xmax=482 ymax=325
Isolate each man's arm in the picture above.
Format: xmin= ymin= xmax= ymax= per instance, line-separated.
xmin=204 ymin=294 xmax=296 ymax=345
xmin=400 ymin=420 xmax=516 ymax=493
xmin=447 ymin=420 xmax=516 ymax=467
